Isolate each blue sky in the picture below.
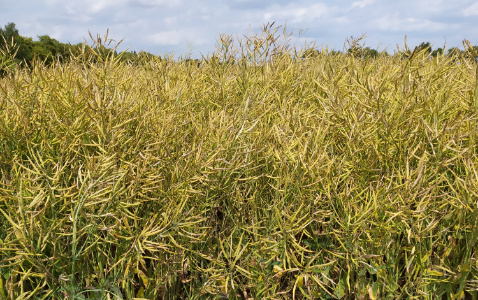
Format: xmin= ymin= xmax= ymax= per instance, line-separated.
xmin=2 ymin=0 xmax=478 ymax=58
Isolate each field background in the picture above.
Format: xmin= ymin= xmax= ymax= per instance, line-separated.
xmin=1 ymin=25 xmax=478 ymax=299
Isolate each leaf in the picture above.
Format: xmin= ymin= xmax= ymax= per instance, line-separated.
xmin=137 ymin=269 xmax=149 ymax=287
xmin=273 ymin=265 xmax=283 ymax=273
xmin=0 ymin=273 xmax=6 ymax=300
xmin=110 ymin=286 xmax=124 ymax=300
xmin=136 ymin=287 xmax=144 ymax=298
xmin=335 ymin=276 xmax=346 ymax=299
xmin=0 ymin=208 xmax=22 ymax=230
xmin=424 ymin=268 xmax=443 ymax=277
xmin=367 ymin=285 xmax=375 ymax=300
xmin=296 ymin=274 xmax=304 ymax=288
xmin=421 ymin=252 xmax=430 ymax=264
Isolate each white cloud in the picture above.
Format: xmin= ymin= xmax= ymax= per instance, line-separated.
xmin=46 ymin=0 xmax=129 ymax=14
xmin=375 ymin=14 xmax=451 ymax=32
xmin=147 ymin=28 xmax=207 ymax=46
xmin=263 ymin=3 xmax=330 ymax=24
xmin=351 ymin=0 xmax=375 ymax=9
xmin=91 ymin=0 xmax=116 ymax=13
xmin=463 ymin=3 xmax=478 ymax=16
xmin=133 ymin=0 xmax=182 ymax=7
xmin=333 ymin=16 xmax=349 ymax=25
xmin=148 ymin=30 xmax=183 ymax=46
xmin=164 ymin=16 xmax=178 ymax=26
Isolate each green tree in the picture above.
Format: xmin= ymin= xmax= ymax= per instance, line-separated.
xmin=302 ymin=48 xmax=320 ymax=59
xmin=119 ymin=50 xmax=137 ymax=63
xmin=328 ymin=50 xmax=342 ymax=56
xmin=1 ymin=22 xmax=80 ymax=66
xmin=362 ymin=47 xmax=379 ymax=59
xmin=0 ymin=23 xmax=18 ymax=74
xmin=447 ymin=47 xmax=462 ymax=56
xmin=431 ymin=47 xmax=443 ymax=57
xmin=447 ymin=47 xmax=464 ymax=63
xmin=0 ymin=22 xmax=33 ymax=65
xmin=416 ymin=42 xmax=432 ymax=55
xmin=464 ymin=45 xmax=478 ymax=62
xmin=0 ymin=22 xmax=19 ymax=46
xmin=31 ymin=35 xmax=59 ymax=64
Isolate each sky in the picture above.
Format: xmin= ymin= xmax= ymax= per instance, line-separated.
xmin=2 ymin=0 xmax=478 ymax=58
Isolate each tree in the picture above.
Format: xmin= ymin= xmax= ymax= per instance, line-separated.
xmin=447 ymin=47 xmax=459 ymax=55
xmin=463 ymin=44 xmax=478 ymax=62
xmin=30 ymin=35 xmax=61 ymax=64
xmin=431 ymin=48 xmax=443 ymax=57
xmin=302 ymin=48 xmax=320 ymax=59
xmin=328 ymin=50 xmax=342 ymax=56
xmin=362 ymin=47 xmax=378 ymax=59
xmin=416 ymin=42 xmax=432 ymax=55
xmin=0 ymin=22 xmax=34 ymax=65
xmin=0 ymin=22 xmax=19 ymax=47
xmin=345 ymin=34 xmax=367 ymax=58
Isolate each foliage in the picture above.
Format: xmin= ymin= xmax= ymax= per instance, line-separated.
xmin=345 ymin=35 xmax=384 ymax=60
xmin=431 ymin=47 xmax=443 ymax=57
xmin=416 ymin=42 xmax=432 ymax=54
xmin=1 ymin=23 xmax=478 ymax=299
xmin=0 ymin=22 xmax=33 ymax=65
xmin=0 ymin=23 xmax=156 ymax=70
xmin=0 ymin=35 xmax=19 ymax=76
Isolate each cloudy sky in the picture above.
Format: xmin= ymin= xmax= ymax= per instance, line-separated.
xmin=2 ymin=0 xmax=478 ymax=58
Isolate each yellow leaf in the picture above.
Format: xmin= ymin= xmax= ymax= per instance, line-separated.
xmin=273 ymin=265 xmax=283 ymax=273
xmin=421 ymin=252 xmax=430 ymax=263
xmin=454 ymin=290 xmax=465 ymax=299
xmin=0 ymin=273 xmax=6 ymax=299
xmin=296 ymin=274 xmax=304 ymax=288
xmin=136 ymin=287 xmax=144 ymax=298
xmin=368 ymin=285 xmax=375 ymax=300
xmin=288 ymin=250 xmax=302 ymax=267
xmin=137 ymin=269 xmax=149 ymax=287
xmin=424 ymin=269 xmax=443 ymax=277
xmin=0 ymin=208 xmax=21 ymax=230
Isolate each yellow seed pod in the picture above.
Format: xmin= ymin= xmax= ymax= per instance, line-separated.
xmin=296 ymin=274 xmax=304 ymax=288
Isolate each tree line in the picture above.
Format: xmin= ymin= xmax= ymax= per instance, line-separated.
xmin=303 ymin=38 xmax=478 ymax=61
xmin=1 ymin=22 xmax=477 ymax=71
xmin=0 ymin=22 xmax=155 ymax=70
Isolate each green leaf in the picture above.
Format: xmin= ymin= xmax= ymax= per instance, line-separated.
xmin=110 ymin=286 xmax=124 ymax=300
xmin=335 ymin=276 xmax=347 ymax=299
